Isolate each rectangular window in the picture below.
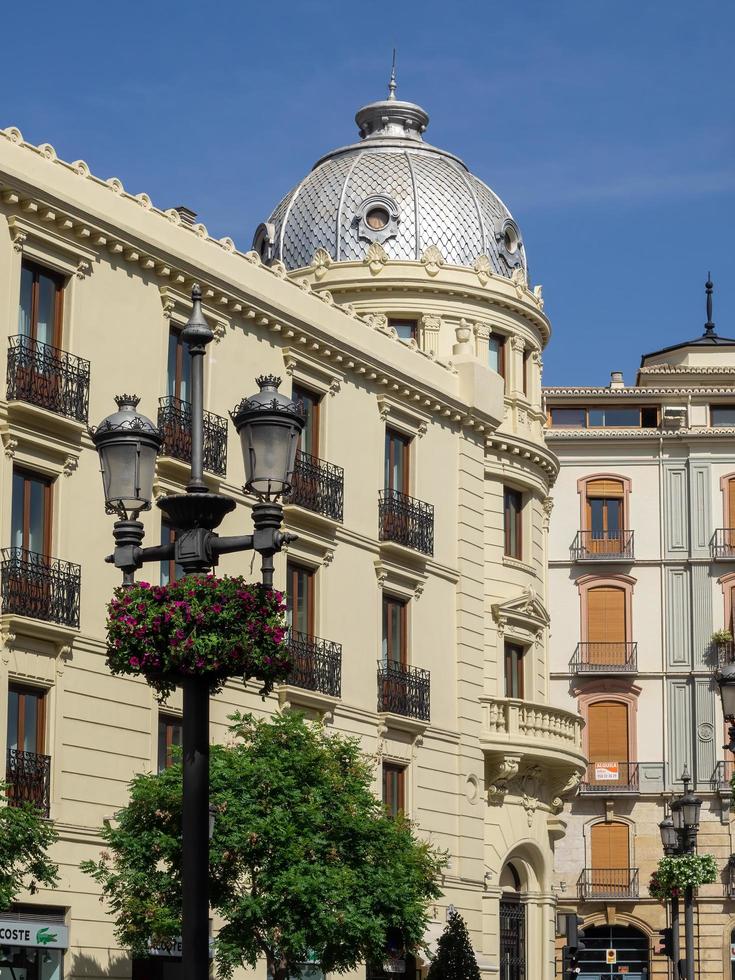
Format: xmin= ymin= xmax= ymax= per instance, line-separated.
xmin=503 ymin=487 xmax=523 ymax=560
xmin=488 ymin=335 xmax=506 ymax=379
xmin=549 ymin=407 xmax=586 ymax=427
xmin=522 ymin=349 xmax=531 ymax=396
xmin=18 ymin=260 xmax=64 ymax=347
xmin=711 ymin=405 xmax=735 ymax=427
xmin=8 ymin=684 xmax=46 ymax=754
xmin=11 ymin=468 xmax=52 ymax=556
xmin=167 ymin=326 xmax=192 ymax=402
xmin=385 ymin=428 xmax=410 ymax=494
xmin=382 ymin=762 xmax=406 ymax=818
xmin=589 ymin=406 xmax=642 ymax=428
xmin=157 ymin=713 xmax=182 ymax=772
xmin=160 ymin=520 xmax=183 ymax=585
xmin=292 ymin=384 xmax=321 ymax=457
xmin=388 ymin=318 xmax=418 ymax=342
xmin=504 ymin=642 xmax=525 ymax=699
xmin=382 ymin=595 xmax=407 ymax=666
xmin=287 ymin=561 xmax=314 ymax=636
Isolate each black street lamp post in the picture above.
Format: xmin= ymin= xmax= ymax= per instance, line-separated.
xmin=658 ymin=811 xmax=681 ymax=973
xmin=92 ymin=285 xmax=304 ymax=979
xmin=664 ymin=767 xmax=702 ymax=980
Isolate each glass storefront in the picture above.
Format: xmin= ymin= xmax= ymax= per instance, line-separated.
xmin=0 ymin=948 xmax=62 ymax=980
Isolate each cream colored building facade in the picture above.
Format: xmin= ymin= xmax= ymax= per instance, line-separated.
xmin=547 ymin=307 xmax=735 ymax=978
xmin=0 ymin=85 xmax=584 ymax=980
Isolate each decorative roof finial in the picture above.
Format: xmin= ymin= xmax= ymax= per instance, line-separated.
xmin=704 ymin=271 xmax=716 ymax=337
xmin=388 ymin=49 xmax=397 ymax=101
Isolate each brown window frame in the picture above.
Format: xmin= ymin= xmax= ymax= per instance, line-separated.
xmin=503 ymin=486 xmax=523 ymax=560
xmin=382 ymin=594 xmax=408 ymax=667
xmin=292 ymin=383 xmax=321 ymax=458
xmin=287 ymin=560 xmax=315 ymax=637
xmin=385 ymin=427 xmax=411 ymax=495
xmin=160 ymin=519 xmax=183 ymax=585
xmin=157 ymin=712 xmax=182 ymax=772
xmin=488 ymin=334 xmax=506 ymax=382
xmin=522 ymin=349 xmax=531 ymax=396
xmin=548 ymin=405 xmax=660 ymax=429
xmin=388 ymin=318 xmax=418 ymax=342
xmin=167 ymin=325 xmax=192 ymax=402
xmin=19 ymin=259 xmax=64 ymax=348
xmin=8 ymin=683 xmax=46 ymax=755
xmin=382 ymin=762 xmax=406 ymax=818
xmin=504 ymin=642 xmax=525 ymax=699
xmin=12 ymin=467 xmax=53 ymax=557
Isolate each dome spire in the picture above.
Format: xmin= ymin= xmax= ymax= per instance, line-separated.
xmin=388 ymin=49 xmax=397 ymax=100
xmin=704 ymin=272 xmax=717 ymax=337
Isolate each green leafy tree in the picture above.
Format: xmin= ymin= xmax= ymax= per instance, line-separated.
xmin=427 ymin=907 xmax=481 ymax=980
xmin=81 ymin=712 xmax=445 ymax=979
xmin=0 ymin=793 xmax=59 ymax=909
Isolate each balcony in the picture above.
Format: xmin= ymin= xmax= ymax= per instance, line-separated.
xmin=7 ymin=334 xmax=90 ymax=423
xmin=286 ymin=631 xmax=342 ymax=698
xmin=377 ymin=661 xmax=430 ymax=723
xmin=287 ymin=451 xmax=344 ymax=522
xmin=577 ymin=868 xmax=639 ymax=902
xmin=6 ymin=748 xmax=51 ymax=817
xmin=710 ymin=760 xmax=734 ymax=791
xmin=1 ymin=548 xmax=81 ymax=629
xmin=715 ymin=641 xmax=734 ymax=668
xmin=711 ymin=529 xmax=735 ymax=560
xmin=570 ymin=530 xmax=634 ymax=562
xmin=570 ymin=642 xmax=637 ymax=674
xmin=378 ymin=488 xmax=434 ymax=556
xmin=158 ymin=396 xmax=228 ymax=476
xmin=579 ymin=761 xmax=664 ymax=795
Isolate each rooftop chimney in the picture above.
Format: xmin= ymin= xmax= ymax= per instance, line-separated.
xmin=175 ymin=206 xmax=197 ymax=226
xmin=609 ymin=371 xmax=625 ymax=389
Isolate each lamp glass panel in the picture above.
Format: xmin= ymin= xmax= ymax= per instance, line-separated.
xmin=241 ymin=418 xmax=298 ymax=496
xmin=100 ymin=439 xmax=155 ymax=513
xmin=683 ymin=797 xmax=702 ymax=827
xmin=671 ymin=804 xmax=684 ymax=831
xmin=719 ymin=677 xmax=735 ymax=719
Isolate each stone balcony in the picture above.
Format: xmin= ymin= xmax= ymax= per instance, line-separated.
xmin=480 ymin=696 xmax=586 ymax=803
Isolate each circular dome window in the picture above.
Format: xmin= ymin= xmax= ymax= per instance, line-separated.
xmin=365 ymin=206 xmax=390 ymax=231
xmin=503 ymin=224 xmax=519 ymax=255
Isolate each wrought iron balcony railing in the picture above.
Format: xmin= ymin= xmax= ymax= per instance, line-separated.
xmin=710 ymin=760 xmax=735 ymax=791
xmin=1 ymin=548 xmax=81 ymax=628
xmin=570 ymin=529 xmax=634 ymax=562
xmin=378 ymin=488 xmax=434 ymax=556
xmin=158 ymin=396 xmax=228 ymax=476
xmin=286 ymin=631 xmax=342 ymax=698
xmin=715 ymin=641 xmax=735 ymax=668
xmin=711 ymin=529 xmax=735 ymax=560
xmin=6 ymin=748 xmax=51 ymax=817
xmin=580 ymin=761 xmax=641 ymax=793
xmin=577 ymin=868 xmax=639 ymax=902
xmin=287 ymin=451 xmax=344 ymax=522
xmin=7 ymin=334 xmax=90 ymax=423
xmin=570 ymin=642 xmax=637 ymax=674
xmin=377 ymin=660 xmax=430 ymax=722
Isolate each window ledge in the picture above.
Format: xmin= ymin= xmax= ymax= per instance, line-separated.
xmin=377 ymin=711 xmax=429 ymax=738
xmin=1 ymin=612 xmax=78 ymax=652
xmin=277 ymin=685 xmax=339 ymax=718
xmin=5 ymin=400 xmax=85 ymax=450
xmin=502 ymin=555 xmax=537 ymax=577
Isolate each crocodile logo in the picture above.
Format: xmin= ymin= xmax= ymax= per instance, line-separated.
xmin=35 ymin=927 xmax=58 ymax=945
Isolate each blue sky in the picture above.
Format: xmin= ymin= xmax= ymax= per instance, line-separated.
xmin=2 ymin=0 xmax=732 ymax=385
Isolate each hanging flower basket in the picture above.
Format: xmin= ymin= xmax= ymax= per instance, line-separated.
xmin=106 ymin=575 xmax=290 ymax=699
xmin=648 ymin=854 xmax=718 ymax=900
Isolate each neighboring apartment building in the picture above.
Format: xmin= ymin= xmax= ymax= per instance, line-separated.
xmin=0 ymin=81 xmax=584 ymax=980
xmin=547 ymin=284 xmax=735 ymax=979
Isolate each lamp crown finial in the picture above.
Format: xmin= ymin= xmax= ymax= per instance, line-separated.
xmin=256 ymin=374 xmax=282 ymax=391
xmin=114 ymin=394 xmax=140 ymax=410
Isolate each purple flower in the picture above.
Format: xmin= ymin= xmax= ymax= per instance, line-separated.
xmin=129 ymin=656 xmax=140 ymax=668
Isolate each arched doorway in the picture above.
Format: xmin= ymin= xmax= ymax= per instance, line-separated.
xmin=499 ymin=862 xmax=525 ymax=980
xmin=577 ymin=925 xmax=649 ymax=978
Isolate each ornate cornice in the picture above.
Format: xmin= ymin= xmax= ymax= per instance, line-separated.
xmin=544 ymin=384 xmax=735 ymax=397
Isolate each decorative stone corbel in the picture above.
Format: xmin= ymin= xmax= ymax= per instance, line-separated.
xmin=473 ymin=254 xmax=493 ymax=286
xmin=416 ymin=420 xmax=428 ymax=439
xmin=510 ymin=266 xmax=527 ymax=296
xmin=542 ymin=496 xmax=554 ymax=530
xmin=10 ymin=229 xmax=27 ymax=253
xmin=421 ymin=245 xmax=444 ymax=277
xmin=212 ymin=320 xmax=227 ymax=344
xmin=550 ymin=771 xmax=582 ymax=814
xmin=2 ymin=435 xmax=18 ymax=458
xmin=363 ymin=312 xmax=389 ymax=333
xmin=328 ymin=378 xmax=341 ymax=397
xmin=418 ymin=314 xmax=442 ymax=357
xmin=533 ymin=284 xmax=544 ymax=310
xmin=62 ymin=456 xmax=79 ymax=478
xmin=270 ymin=260 xmax=287 ymax=279
xmin=364 ymin=242 xmax=388 ymax=276
xmin=510 ymin=335 xmax=525 ymax=353
xmin=75 ymin=259 xmax=92 ymax=280
xmin=487 ymin=754 xmax=522 ymax=800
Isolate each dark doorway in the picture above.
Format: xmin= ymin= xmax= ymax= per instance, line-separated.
xmin=577 ymin=924 xmax=649 ymax=977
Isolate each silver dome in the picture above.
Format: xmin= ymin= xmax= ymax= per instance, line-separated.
xmin=255 ymin=83 xmax=527 ymax=277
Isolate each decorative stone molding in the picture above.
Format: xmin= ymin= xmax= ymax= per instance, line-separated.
xmin=492 ymin=588 xmax=550 ymax=642
xmin=2 ymin=434 xmax=18 ymax=457
xmin=510 ymin=335 xmax=526 ymax=353
xmin=533 ymin=284 xmax=544 ymax=309
xmin=75 ymin=259 xmax=92 ymax=280
xmin=6 ymin=215 xmax=96 ymax=277
xmin=541 ymin=496 xmax=554 ymax=530
xmin=472 ymin=254 xmax=493 ymax=286
xmin=362 ymin=312 xmax=390 ymax=333
xmin=421 ymin=245 xmax=444 ymax=277
xmin=374 ymin=556 xmax=427 ymax=601
xmin=62 ymin=455 xmax=79 ymax=478
xmin=311 ymin=247 xmax=332 ymax=280
xmin=364 ymin=241 xmax=388 ymax=276
xmin=418 ymin=314 xmax=441 ymax=357
xmin=487 ymin=754 xmax=521 ymax=800
xmin=281 ymin=346 xmax=344 ymax=400
xmin=452 ymin=319 xmax=474 ymax=356
xmin=375 ymin=393 xmax=431 ymax=439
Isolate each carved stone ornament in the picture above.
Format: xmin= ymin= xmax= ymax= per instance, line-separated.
xmin=487 ymin=754 xmax=521 ymax=800
xmin=312 ymin=247 xmax=333 ymax=280
xmin=418 ymin=314 xmax=441 ymax=357
xmin=533 ymin=284 xmax=544 ymax=309
xmin=510 ymin=335 xmax=526 ymax=353
xmin=212 ymin=320 xmax=227 ymax=344
xmin=270 ymin=260 xmax=287 ymax=279
xmin=72 ymin=159 xmax=90 ymax=177
xmin=362 ymin=312 xmax=389 ymax=333
xmin=62 ymin=456 xmax=79 ymax=478
xmin=551 ymin=771 xmax=582 ymax=813
xmin=542 ymin=496 xmax=554 ymax=530
xmin=2 ymin=435 xmax=18 ymax=458
xmin=511 ymin=266 xmax=527 ymax=295
xmin=421 ymin=245 xmax=445 ymax=277
xmin=364 ymin=241 xmax=388 ymax=276
xmin=219 ymin=236 xmax=236 ymax=252
xmin=473 ymin=254 xmax=493 ymax=286
xmin=75 ymin=259 xmax=92 ymax=280
xmin=243 ymin=250 xmax=262 ymax=265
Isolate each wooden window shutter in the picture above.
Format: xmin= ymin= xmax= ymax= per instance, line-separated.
xmin=587 ymin=479 xmax=625 ymax=498
xmin=728 ymin=478 xmax=735 ymax=530
xmin=587 ymin=701 xmax=629 ymax=762
xmin=591 ymin=821 xmax=629 ymax=870
xmin=587 ymin=587 xmax=626 ymax=644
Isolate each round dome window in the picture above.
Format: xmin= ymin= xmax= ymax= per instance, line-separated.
xmin=365 ymin=206 xmax=390 ymax=231
xmin=503 ymin=224 xmax=519 ymax=255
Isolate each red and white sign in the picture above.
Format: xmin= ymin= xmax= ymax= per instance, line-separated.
xmin=595 ymin=762 xmax=620 ymax=781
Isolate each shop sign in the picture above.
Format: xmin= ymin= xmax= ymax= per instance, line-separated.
xmin=148 ymin=937 xmax=214 ymax=958
xmin=605 ymin=948 xmax=617 ymax=964
xmin=594 ymin=762 xmax=619 ymax=781
xmin=0 ymin=919 xmax=68 ymax=949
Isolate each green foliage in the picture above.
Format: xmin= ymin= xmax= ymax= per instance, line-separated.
xmin=81 ymin=712 xmax=445 ymax=978
xmin=649 ymin=853 xmax=718 ymax=899
xmin=105 ymin=575 xmax=290 ymax=699
xmin=427 ymin=908 xmax=480 ymax=980
xmin=0 ymin=792 xmax=59 ymax=908
xmin=711 ymin=628 xmax=733 ymax=646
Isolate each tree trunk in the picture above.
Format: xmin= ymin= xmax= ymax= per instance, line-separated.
xmin=267 ymin=953 xmax=289 ymax=980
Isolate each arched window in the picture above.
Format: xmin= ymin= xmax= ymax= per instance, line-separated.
xmin=499 ymin=861 xmax=525 ymax=980
xmin=586 ymin=478 xmax=625 ymax=554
